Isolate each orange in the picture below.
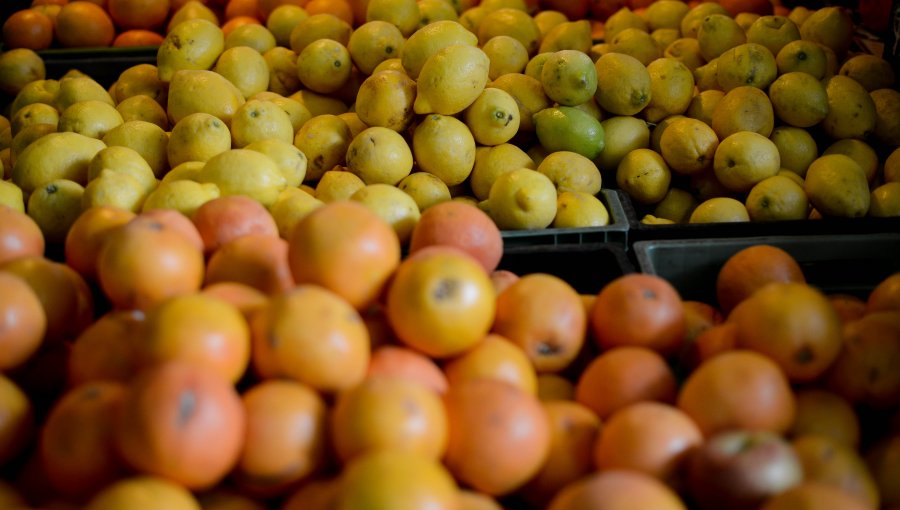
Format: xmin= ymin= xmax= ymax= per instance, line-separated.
xmin=304 ymin=0 xmax=353 ymax=25
xmin=54 ymin=1 xmax=116 ymax=47
xmin=280 ymin=477 xmax=341 ymax=510
xmin=200 ymin=281 xmax=268 ymax=320
xmin=715 ymin=244 xmax=806 ymax=315
xmin=681 ymin=300 xmax=724 ymax=345
xmin=83 ymin=475 xmax=201 ymax=510
xmin=408 ymin=200 xmax=503 ymax=274
xmin=677 ymin=350 xmax=796 ymax=436
xmin=792 ymin=434 xmax=880 ymax=510
xmin=829 ymin=293 xmax=867 ymax=323
xmin=2 ymin=9 xmax=54 ymax=50
xmin=443 ymin=333 xmax=538 ymax=395
xmin=234 ymin=380 xmax=327 ymax=497
xmin=64 ymin=205 xmax=136 ymax=281
xmin=0 ymin=205 xmax=45 ymax=266
xmin=719 ymin=0 xmax=773 ymax=16
xmin=458 ymin=490 xmax=503 ymax=510
xmin=490 ymin=269 xmax=519 ymax=295
xmin=366 ymin=345 xmax=449 ymax=394
xmin=196 ymin=489 xmax=266 ymax=510
xmin=192 ymin=195 xmax=279 ymax=255
xmin=443 ymin=378 xmax=551 ymax=496
xmin=790 ymin=389 xmax=860 ymax=449
xmin=331 ymin=376 xmax=447 ymax=462
xmin=136 ymin=208 xmax=205 ymax=253
xmin=593 ymin=402 xmax=703 ymax=484
xmin=492 ymin=273 xmax=587 ymax=374
xmin=547 ymin=470 xmax=687 ymax=510
xmin=221 ymin=15 xmax=262 ymax=36
xmin=537 ymin=373 xmax=575 ymax=401
xmin=0 ymin=272 xmax=46 ymax=371
xmin=868 ymin=272 xmax=900 ymax=313
xmin=590 ymin=273 xmax=685 ymax=355
xmin=0 ymin=373 xmax=34 ymax=465
xmin=681 ymin=321 xmax=739 ymax=369
xmin=205 ymin=233 xmax=295 ymax=295
xmin=289 ymin=201 xmax=400 ymax=311
xmin=759 ymin=482 xmax=871 ymax=510
xmin=68 ymin=310 xmax=144 ymax=386
xmin=114 ymin=361 xmax=246 ymax=490
xmin=108 ymin=0 xmax=170 ymax=30
xmin=225 ymin=0 xmax=259 ymax=19
xmin=826 ymin=311 xmax=900 ymax=409
xmin=40 ymin=381 xmax=129 ymax=501
xmin=387 ymin=246 xmax=495 ymax=358
xmin=257 ymin=0 xmax=307 ymax=19
xmin=112 ymin=29 xmax=166 ymax=47
xmin=335 ymin=450 xmax=459 ymax=510
xmin=867 ymin=434 xmax=900 ymax=508
xmin=250 ymin=284 xmax=370 ymax=393
xmin=574 ymin=346 xmax=677 ymax=420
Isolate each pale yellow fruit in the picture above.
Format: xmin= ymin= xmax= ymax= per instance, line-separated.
xmin=487 ymin=167 xmax=557 ymax=230
xmin=167 ymin=112 xmax=232 ymax=168
xmin=0 ymin=48 xmax=45 ymax=97
xmin=799 ymin=6 xmax=854 ymax=57
xmin=595 ymin=115 xmax=651 ymax=173
xmin=10 ymin=79 xmax=59 ymax=117
xmin=746 ymin=15 xmax=800 ymax=56
xmin=367 ymin=0 xmax=420 ymax=37
xmin=553 ymin=190 xmax=610 ymax=228
xmin=536 ymin=150 xmax=601 ymax=195
xmin=397 ymin=172 xmax=452 ymax=211
xmin=477 ymin=8 xmax=541 ymax=55
xmin=414 ymin=44 xmax=491 ymax=115
xmin=264 ymin=47 xmax=301 ymax=97
xmin=617 ymin=148 xmax=672 ymax=204
xmin=266 ymin=5 xmax=309 ymax=48
xmin=886 ymin=147 xmax=900 ymax=183
xmin=483 ymin=35 xmax=529 ymax=80
xmin=524 ymin=53 xmax=550 ymax=83
xmin=869 ymin=182 xmax=900 ymax=217
xmin=115 ymin=63 xmax=167 ymax=106
xmin=716 ymin=43 xmax=777 ymax=92
xmin=335 ymin=113 xmax=367 ymax=141
xmin=539 ymin=49 xmax=597 ymax=107
xmin=412 ymin=113 xmax=476 ymax=187
xmin=288 ymin=13 xmax=352 ymax=54
xmin=653 ymin=187 xmax=697 ymax=223
xmin=711 ymin=85 xmax=774 ymax=138
xmin=85 ymin=476 xmax=200 ymax=510
xmin=103 ymin=121 xmax=169 ymax=178
xmin=470 ymin=143 xmax=535 ymax=201
xmin=538 ymin=19 xmax=592 ymax=54
xmin=822 ymin=139 xmax=878 ymax=183
xmin=593 ymin=52 xmax=651 ymax=116
xmin=775 ymin=39 xmax=827 ymax=79
xmin=608 ymin=28 xmax=661 ymax=67
xmin=157 ymin=19 xmax=225 ymax=82
xmin=769 ymin=126 xmax=818 ymax=177
xmin=768 ymin=71 xmax=828 ymax=128
xmin=348 ymin=20 xmax=406 ymax=76
xmin=649 ymin=114 xmax=684 ymax=153
xmin=489 ymin=73 xmax=551 ymax=132
xmin=27 ymin=179 xmax=84 ymax=243
xmin=230 ymin=99 xmax=294 ymax=148
xmin=777 ymin=169 xmax=805 ymax=186
xmin=400 ymin=20 xmax=478 ymax=79
xmin=373 ymin=57 xmax=405 ymax=74
xmin=839 ymin=54 xmax=895 ymax=92
xmin=214 ymin=46 xmax=269 ymax=99
xmin=244 ymin=138 xmax=307 ymax=188
xmin=693 ymin=58 xmax=720 ymax=92
xmin=10 ymin=123 xmax=56 ymax=168
xmin=745 ymin=174 xmax=809 ymax=221
xmin=643 ymin=57 xmax=694 ymax=123
xmin=88 ymin=146 xmax=157 ymax=195
xmin=417 ymin=0 xmax=458 ymax=27
xmin=162 ymin=161 xmax=205 ymax=183
xmin=12 ymin=131 xmax=105 ymax=193
xmin=315 ymin=169 xmax=367 ymax=202
xmin=680 ymin=2 xmax=729 ymax=39
xmin=822 ymin=75 xmax=877 ymax=140
xmin=788 ymin=5 xmax=814 ymax=26
xmin=464 ymin=87 xmax=520 ymax=146
xmin=167 ymin=0 xmax=218 ymax=32
xmin=533 ymin=10 xmax=568 ymax=39
xmin=664 ymin=38 xmax=705 ymax=71
xmin=82 ymin=169 xmax=151 ymax=213
xmin=652 ymin=28 xmax=682 ymax=55
xmin=11 ymin=103 xmax=58 ymax=136
xmin=346 ymin=126 xmax=413 ymax=185
xmin=55 ymin=76 xmax=114 ymax=111
xmin=167 ymin=69 xmax=246 ymax=127
xmin=141 ymin=179 xmax=220 ymax=216
xmin=224 ymin=23 xmax=276 ymax=53
xmin=644 ymin=0 xmax=690 ymax=32
xmin=355 ymin=70 xmax=418 ymax=132
xmin=641 ymin=214 xmax=676 ymax=224
xmin=289 ymin=90 xmax=348 ymax=117
xmin=689 ymin=196 xmax=750 ymax=223
xmin=804 ymin=154 xmax=869 ymax=217
xmin=734 ymin=12 xmax=759 ymax=31
xmin=0 ymin=180 xmax=25 ymax=212
xmin=58 ymin=100 xmax=124 ymax=140
xmin=697 ymin=14 xmax=745 ymax=62
xmin=479 ymin=0 xmax=529 ymax=12
xmin=871 ymin=88 xmax=900 ymax=147
xmin=199 ymin=149 xmax=287 ymax=207
xmin=713 ymin=131 xmax=780 ymax=193
xmin=266 ymin=95 xmax=312 ymax=133
xmin=296 ymin=39 xmax=353 ymax=95
xmin=115 ymin=96 xmax=169 ymax=129
xmin=659 ymin=117 xmax=718 ymax=175
xmin=269 ymin=187 xmax=324 ymax=239
xmin=293 ymin=114 xmax=352 ymax=182
xmin=350 ymin=183 xmax=421 ymax=243
xmin=604 ymin=7 xmax=648 ymax=41
xmin=685 ymin=89 xmax=724 ymax=126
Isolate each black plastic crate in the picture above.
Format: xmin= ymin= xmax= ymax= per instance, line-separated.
xmin=498 ymin=242 xmax=634 ymax=295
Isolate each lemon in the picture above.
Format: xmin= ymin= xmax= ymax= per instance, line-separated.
xmin=12 ymin=131 xmax=105 ymax=194
xmin=643 ymin=57 xmax=694 ymax=123
xmin=240 ymin=139 xmax=305 ymax=188
xmin=489 ymin=72 xmax=551 ymax=132
xmin=418 ymin=0 xmax=458 ymax=27
xmin=799 ymin=6 xmax=854 ymax=57
xmin=355 ymin=70 xmax=417 ymax=132
xmin=680 ymin=2 xmax=729 ymax=38
xmin=411 ymin=113 xmax=477 ymax=186
xmin=267 ymin=5 xmax=309 ymax=48
xmin=477 ymin=8 xmax=541 ymax=55
xmin=711 ymin=85 xmax=774 ymax=139
xmin=734 ymin=13 xmax=760 ymax=31
xmin=162 ymin=161 xmax=205 ymax=183
xmin=141 ymin=179 xmax=220 ymax=216
xmin=775 ymin=39 xmax=827 ymax=79
xmin=533 ymin=10 xmax=568 ymax=38
xmin=616 ymin=148 xmax=671 ymax=205
xmin=0 ymin=180 xmax=25 ymax=212
xmin=653 ymin=187 xmax=697 ymax=223
xmin=592 ymin=53 xmax=651 ymax=116
xmin=553 ymin=191 xmax=610 ymax=228
xmin=479 ymin=0 xmax=529 ymax=12
xmin=167 ymin=69 xmax=246 ymax=127
xmin=526 ymin=53 xmax=553 ymax=84
xmin=641 ymin=214 xmax=676 ymax=224
xmin=372 ymin=58 xmax=405 ymax=74
xmin=608 ymin=28 xmax=661 ymax=67
xmin=367 ymin=0 xmax=420 ymax=37
xmin=350 ymin=183 xmax=421 ymax=243
xmin=767 ymin=71 xmax=828 ymax=129
xmin=57 ymin=100 xmax=124 ymax=140
xmin=650 ymin=114 xmax=684 ymax=153
xmin=293 ymin=114 xmax=352 ymax=182
xmin=651 ymin=28 xmax=681 ymax=54
xmin=777 ymin=169 xmax=805 ymax=186
xmin=400 ymin=20 xmax=479 ymax=79
xmin=486 ymin=167 xmax=557 ymax=230
xmin=539 ymin=50 xmax=597 ymax=107
xmin=101 ymin=121 xmax=169 ymax=180
xmin=10 ymin=103 xmax=59 ymax=138
xmin=288 ymin=13 xmax=353 ymax=54
xmin=0 ymin=49 xmax=45 ymax=97
xmin=167 ymin=0 xmax=218 ymax=32
xmin=116 ymin=96 xmax=169 ymax=129
xmin=536 ymin=150 xmax=602 ymax=195
xmin=744 ymin=174 xmax=808 ymax=221
xmin=229 ymin=99 xmax=294 ymax=148
xmin=713 ymin=131 xmax=780 ymax=193
xmin=693 ymin=58 xmax=720 ymax=92
xmin=296 ymin=38 xmax=353 ymax=95
xmin=689 ymin=196 xmax=750 ymax=223
xmin=664 ymin=38 xmax=705 ymax=71
xmin=788 ymin=5 xmax=814 ymax=26
xmin=115 ymin=64 xmax=167 ymax=106
xmin=470 ymin=143 xmax=535 ymax=201
xmin=10 ymin=124 xmax=57 ymax=168
xmin=315 ymin=169 xmax=367 ymax=202
xmin=483 ymin=35 xmax=530 ymax=80
xmin=463 ymin=87 xmax=520 ymax=146
xmin=199 ymin=149 xmax=287 ymax=207
xmin=264 ymin=47 xmax=300 ymax=95
xmin=213 ymin=46 xmax=269 ymax=99
xmin=645 ymin=0 xmax=690 ymax=31
xmin=595 ymin=115 xmax=651 ymax=172
xmin=414 ymin=44 xmax=491 ymax=115
xmin=839 ymin=54 xmax=895 ymax=92
xmin=685 ymin=89 xmax=724 ymax=126
xmin=697 ymin=14 xmax=746 ymax=62
xmin=716 ymin=43 xmax=777 ymax=92
xmin=605 ymin=7 xmax=648 ymax=41
xmin=804 ymin=154 xmax=869 ymax=217
xmin=871 ymin=88 xmax=900 ymax=147
xmin=822 ymin=75 xmax=877 ymax=140
xmin=533 ymin=106 xmax=605 ymax=160
xmin=659 ymin=117 xmax=718 ymax=175
xmin=264 ymin=95 xmax=311 ymax=134
xmin=886 ymin=147 xmax=900 ymax=183
xmin=82 ymin=169 xmax=151 ymax=213
xmin=290 ymin=90 xmax=348 ymax=117
xmin=224 ymin=24 xmax=276 ymax=53
xmin=770 ymin=126 xmax=818 ymax=177
xmin=348 ymin=21 xmax=406 ymax=76
xmin=869 ymin=182 xmax=900 ymax=217
xmin=157 ymin=19 xmax=225 ymax=82
xmin=88 ymin=146 xmax=157 ymax=195
xmin=166 ymin=113 xmax=231 ymax=168
xmin=822 ymin=139 xmax=879 ymax=183
xmin=397 ymin=172 xmax=452 ymax=211
xmin=538 ymin=19 xmax=592 ymax=54
xmin=10 ymin=79 xmax=59 ymax=117
xmin=269 ymin=187 xmax=324 ymax=239
xmin=345 ymin=126 xmax=413 ymax=185
xmin=746 ymin=15 xmax=800 ymax=56
xmin=26 ymin=179 xmax=84 ymax=242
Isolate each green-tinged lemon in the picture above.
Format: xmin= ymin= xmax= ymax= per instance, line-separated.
xmin=533 ymin=106 xmax=605 ymax=160
xmin=348 ymin=20 xmax=406 ymax=76
xmin=605 ymin=7 xmax=648 ymax=41
xmin=483 ymin=35 xmax=529 ymax=80
xmin=768 ymin=71 xmax=828 ymax=128
xmin=799 ymin=6 xmax=854 ymax=57
xmin=0 ymin=180 xmax=25 ymax=212
xmin=540 ymin=49 xmax=598 ymax=107
xmin=716 ymin=42 xmax=777 ymax=91
xmin=746 ymin=15 xmax=800 ymax=57
xmin=770 ymin=126 xmax=817 ymax=177
xmin=681 ymin=2 xmax=729 ymax=39
xmin=595 ymin=115 xmax=651 ymax=173
xmin=870 ymin=88 xmax=900 ymax=147
xmin=608 ymin=28 xmax=661 ymax=66
xmin=366 ymin=0 xmax=420 ymax=37
xmin=653 ymin=187 xmax=697 ymax=223
xmin=489 ymin=72 xmax=551 ymax=132
xmin=822 ymin=75 xmax=876 ymax=140
xmin=538 ymin=19 xmax=592 ymax=54
xmin=267 ymin=5 xmax=309 ymax=48
xmin=664 ymin=38 xmax=706 ymax=71
xmin=775 ymin=39 xmax=827 ymax=79
xmin=822 ymin=139 xmax=879 ymax=183
xmin=744 ymin=174 xmax=808 ymax=221
xmin=288 ymin=13 xmax=352 ymax=54
xmin=296 ymin=38 xmax=353 ymax=95
xmin=476 ymin=8 xmax=541 ymax=55
xmin=593 ymin=52 xmax=652 ymax=116
xmin=27 ymin=178 xmax=84 ymax=242
xmin=697 ymin=14 xmax=746 ymax=62
xmin=224 ymin=23 xmax=276 ymax=53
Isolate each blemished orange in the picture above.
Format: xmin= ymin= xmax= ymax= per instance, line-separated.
xmin=868 ymin=272 xmax=900 ymax=313
xmin=205 ymin=233 xmax=295 ymax=295
xmin=192 ymin=195 xmax=279 ymax=255
xmin=68 ymin=310 xmax=145 ymax=387
xmin=304 ymin=0 xmax=353 ymax=25
xmin=547 ymin=470 xmax=688 ymax=510
xmin=112 ymin=29 xmax=166 ymax=47
xmin=0 ymin=272 xmax=46 ymax=372
xmin=443 ymin=333 xmax=539 ymax=396
xmin=64 ymin=205 xmax=136 ymax=281
xmin=492 ymin=273 xmax=587 ymax=374
xmin=826 ymin=311 xmax=900 ymax=409
xmin=366 ymin=345 xmax=449 ymax=394
xmin=759 ymin=482 xmax=871 ymax=510
xmin=590 ymin=273 xmax=686 ymax=355
xmin=715 ymin=244 xmax=806 ymax=315
xmin=107 ymin=0 xmax=170 ymax=30
xmin=443 ymin=378 xmax=551 ymax=496
xmin=409 ymin=200 xmax=504 ymax=274
xmin=574 ymin=346 xmax=677 ymax=419
xmin=0 ymin=205 xmax=45 ymax=266
xmin=677 ymin=350 xmax=796 ymax=436
xmin=681 ymin=321 xmax=739 ymax=369
xmin=54 ymin=1 xmax=116 ymax=47
xmin=136 ymin=208 xmax=205 ymax=253
xmin=114 ymin=361 xmax=246 ymax=490
xmin=791 ymin=434 xmax=880 ymax=510
xmin=2 ymin=9 xmax=54 ymax=50
xmin=40 ymin=381 xmax=129 ymax=501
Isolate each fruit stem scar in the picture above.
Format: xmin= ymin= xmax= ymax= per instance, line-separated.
xmin=433 ymin=278 xmax=458 ymax=301
xmin=177 ymin=389 xmax=196 ymax=427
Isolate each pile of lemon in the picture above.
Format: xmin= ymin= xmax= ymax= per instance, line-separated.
xmin=0 ymin=0 xmax=898 ymax=244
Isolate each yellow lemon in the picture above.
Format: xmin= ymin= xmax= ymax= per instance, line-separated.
xmin=229 ymin=99 xmax=294 ymax=148
xmin=224 ymin=23 xmax=276 ymax=53
xmin=366 ymin=0 xmax=420 ymax=37
xmin=463 ymin=87 xmax=520 ymax=146
xmin=664 ymin=37 xmax=705 ymax=71
xmin=167 ymin=0 xmax=219 ymax=32
xmin=373 ymin=57 xmax=405 ymax=74
xmin=799 ymin=6 xmax=854 ymax=57
xmin=616 ymin=148 xmax=671 ymax=205
xmin=650 ymin=114 xmax=685 ymax=153
xmin=296 ymin=38 xmax=353 ymax=95
xmin=56 ymin=75 xmax=114 ymax=111
xmin=641 ymin=214 xmax=675 ymax=224
xmin=605 ymin=7 xmax=648 ymax=41
xmin=538 ymin=19 xmax=592 ymax=54
xmin=536 ymin=150 xmax=602 ymax=195
xmin=693 ymin=58 xmax=720 ymax=92
xmin=414 ymin=44 xmax=491 ymax=115
xmin=885 ymin=147 xmax=900 ymax=183
xmin=745 ymin=174 xmax=809 ymax=221
xmin=157 ymin=18 xmax=225 ymax=82
xmin=289 ymin=89 xmax=348 ymax=117
xmin=417 ymin=0 xmax=458 ymax=28
xmin=697 ymin=14 xmax=746 ymax=62
xmin=27 ymin=179 xmax=84 ymax=242
xmin=489 ymin=72 xmax=551 ymax=132
xmin=533 ymin=10 xmax=568 ymax=38
xmin=775 ymin=39 xmax=827 ymax=79
xmin=167 ymin=112 xmax=232 ymax=168
xmin=400 ymin=20 xmax=478 ymax=79
xmin=659 ymin=116 xmax=719 ymax=175
xmin=768 ymin=71 xmax=828 ymax=128
xmin=653 ymin=187 xmax=697 ymax=223
xmin=734 ymin=12 xmax=760 ymax=31
xmin=288 ymin=13 xmax=353 ymax=54
xmin=88 ymin=146 xmax=157 ymax=195
xmin=477 ymin=8 xmax=541 ymax=55
xmin=12 ymin=131 xmax=105 ymax=193
xmin=595 ymin=115 xmax=651 ymax=173
xmin=680 ymin=2 xmax=729 ymax=38
xmin=10 ymin=103 xmax=59 ymax=137
xmin=871 ymin=88 xmax=900 ymax=147
xmin=397 ymin=172 xmax=452 ymax=211
xmin=0 ymin=48 xmax=45 ymax=97
xmin=486 ymin=167 xmax=557 ymax=229
xmin=355 ymin=70 xmax=417 ymax=132
xmin=804 ymin=154 xmax=869 ymax=217
xmin=479 ymin=0 xmax=529 ymax=12
xmin=269 ymin=187 xmax=324 ymax=239
xmin=315 ymin=168 xmax=367 ymax=202
xmin=685 ymin=89 xmax=724 ymax=126
xmin=539 ymin=49 xmax=598 ymax=107
xmin=265 ymin=94 xmax=312 ymax=133
xmin=58 ymin=100 xmax=123 ymax=140
xmin=350 ymin=183 xmax=421 ymax=243
xmin=162 ymin=161 xmax=205 ymax=183
xmin=338 ymin=112 xmax=370 ymax=140
xmin=293 ymin=114 xmax=352 ymax=182
xmin=608 ymin=28 xmax=661 ymax=66
xmin=713 ymin=131 xmax=780 ymax=192
xmin=102 ymin=121 xmax=170 ymax=178
xmin=470 ymin=143 xmax=535 ymax=201
xmin=553 ymin=190 xmax=610 ymax=228
xmin=10 ymin=79 xmax=59 ymax=117
xmin=869 ymin=182 xmax=900 ymax=217
xmin=411 ymin=113 xmax=477 ymax=187
xmin=711 ymin=85 xmax=774 ymax=138
xmin=689 ymin=196 xmax=750 ymax=223
xmin=769 ymin=126 xmax=818 ymax=177
xmin=593 ymin=52 xmax=651 ymax=116
xmin=746 ymin=15 xmax=800 ymax=56
xmin=644 ymin=0 xmax=690 ymax=32
xmin=141 ymin=179 xmax=220 ymax=216
xmin=346 ymin=126 xmax=413 ymax=185
xmin=167 ymin=69 xmax=246 ymax=127
xmin=483 ymin=35 xmax=530 ymax=80
xmin=716 ymin=42 xmax=777 ymax=91
xmin=348 ymin=20 xmax=406 ymax=76
xmin=214 ymin=46 xmax=269 ymax=99
xmin=115 ymin=96 xmax=169 ymax=129
xmin=114 ymin=63 xmax=167 ymax=106
xmin=822 ymin=139 xmax=879 ymax=183
xmin=777 ymin=169 xmax=805 ymax=186
xmin=822 ymin=75 xmax=877 ymax=140
xmin=643 ymin=57 xmax=694 ymax=123
xmin=10 ymin=123 xmax=57 ymax=168
xmin=652 ymin=28 xmax=682 ymax=55
xmin=263 ymin=47 xmax=301 ymax=97
xmin=198 ymin=148 xmax=287 ymax=207
xmin=838 ymin=54 xmax=895 ymax=92
xmin=267 ymin=4 xmax=309 ymax=48
xmin=0 ymin=180 xmax=25 ymax=212
xmin=244 ymin=138 xmax=308 ymax=188
xmin=82 ymin=169 xmax=151 ymax=213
